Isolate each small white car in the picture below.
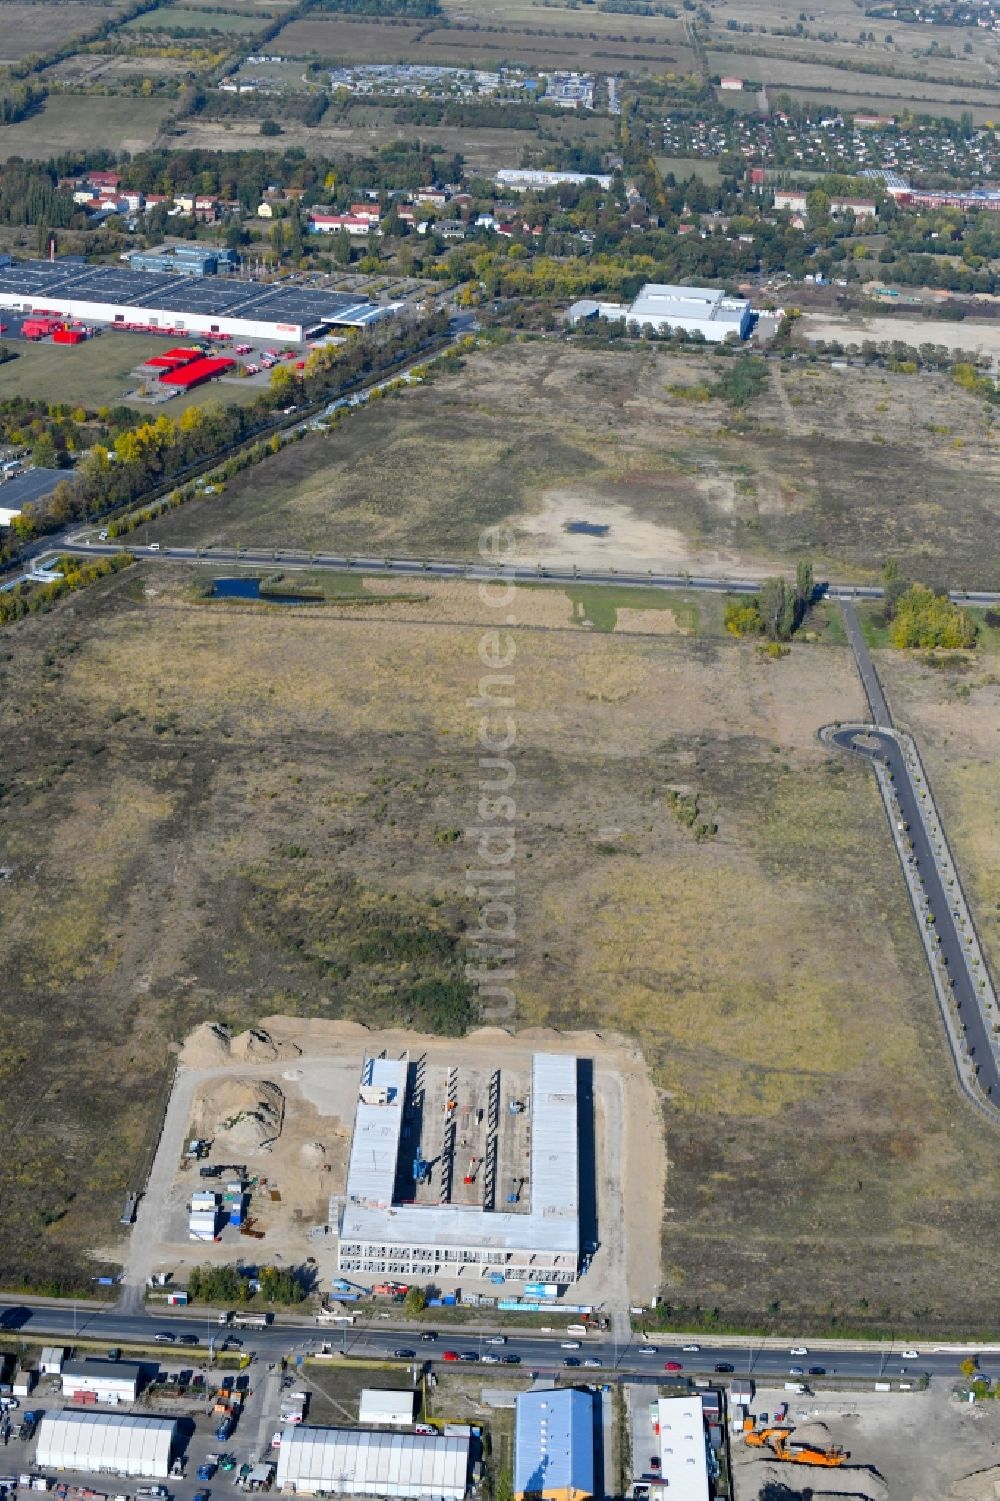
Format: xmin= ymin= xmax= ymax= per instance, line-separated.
xmin=790 ymin=1347 xmax=809 ymax=1356
xmin=901 ymin=1349 xmax=920 ymax=1360
xmin=682 ymin=1344 xmax=701 ymax=1353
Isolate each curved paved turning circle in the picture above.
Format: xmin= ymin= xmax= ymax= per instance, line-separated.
xmin=830 ymin=725 xmax=1000 ymax=1112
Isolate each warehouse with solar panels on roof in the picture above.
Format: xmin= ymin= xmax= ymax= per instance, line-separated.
xmin=0 ymin=260 xmax=397 ymax=344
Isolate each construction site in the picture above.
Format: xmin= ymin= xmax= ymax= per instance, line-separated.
xmin=116 ymin=1017 xmax=661 ymax=1311
xmin=336 ymin=1051 xmax=581 ymax=1286
xmin=730 ymin=1382 xmax=1000 ymax=1501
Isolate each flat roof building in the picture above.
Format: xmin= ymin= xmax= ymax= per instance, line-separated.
xmin=568 ymin=283 xmax=751 ymax=342
xmin=514 ymin=1389 xmax=594 ymax=1501
xmin=37 ymin=1412 xmax=178 ymax=1477
xmin=358 ymin=1389 xmax=418 ymax=1428
xmin=61 ymin=1359 xmax=143 ymax=1404
xmin=276 ymin=1425 xmax=469 ymax=1499
xmin=0 ymin=259 xmax=386 ymax=344
xmin=656 ymin=1398 xmax=710 ymax=1501
xmin=495 ymin=169 xmax=611 ymax=191
xmin=337 ymin=1053 xmax=580 ymax=1285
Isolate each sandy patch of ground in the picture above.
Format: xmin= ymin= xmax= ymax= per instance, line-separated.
xmin=800 ymin=312 xmax=1000 ymax=357
xmin=513 ymin=488 xmax=766 ymax=577
xmin=137 ymin=1018 xmax=664 ymax=1308
xmin=180 ymin=1022 xmax=302 ymax=1069
xmin=614 ymin=607 xmax=686 ymax=636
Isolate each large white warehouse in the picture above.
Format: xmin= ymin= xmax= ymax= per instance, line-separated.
xmin=0 ymin=260 xmax=386 ymax=344
xmin=276 ymin=1425 xmax=470 ymax=1499
xmin=36 ymin=1412 xmax=178 ymax=1477
xmin=568 ymin=283 xmax=752 ymax=342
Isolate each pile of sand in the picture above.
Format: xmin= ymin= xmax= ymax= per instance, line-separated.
xmin=300 ymin=1141 xmax=326 ymax=1166
xmin=737 ymin=1458 xmax=888 ymax=1501
xmin=231 ymin=1026 xmax=301 ymax=1063
xmin=180 ymin=1022 xmax=302 ymax=1069
xmin=193 ymin=1077 xmax=285 ymax=1153
xmin=181 ymin=1022 xmax=233 ymax=1068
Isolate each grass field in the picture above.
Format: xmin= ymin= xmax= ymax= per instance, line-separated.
xmin=0 ymin=336 xmax=260 ymax=413
xmin=706 ymin=48 xmax=1000 ymax=110
xmin=125 ymin=4 xmax=267 ymax=30
xmin=138 ymin=340 xmax=1000 ymax=588
xmin=0 ymin=0 xmax=131 ymax=62
xmin=1 ymin=564 xmax=998 ymax=1329
xmin=0 ymin=95 xmax=172 ymax=160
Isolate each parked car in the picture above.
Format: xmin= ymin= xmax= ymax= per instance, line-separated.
xmin=194 ymin=1491 xmax=210 ymax=1501
xmin=197 ymin=1464 xmax=217 ymax=1481
xmin=649 ymin=1457 xmax=660 ymax=1471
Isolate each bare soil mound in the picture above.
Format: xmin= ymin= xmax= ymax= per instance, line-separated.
xmin=193 ymin=1077 xmax=285 ymax=1153
xmin=949 ymin=1464 xmax=1000 ymax=1501
xmin=230 ymin=1026 xmax=302 ymax=1063
xmin=180 ymin=1021 xmax=232 ymax=1068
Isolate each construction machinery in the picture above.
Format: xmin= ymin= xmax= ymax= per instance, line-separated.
xmin=743 ymin=1419 xmax=848 ymax=1468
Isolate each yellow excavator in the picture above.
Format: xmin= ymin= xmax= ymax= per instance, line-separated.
xmin=743 ymin=1418 xmax=848 ymax=1467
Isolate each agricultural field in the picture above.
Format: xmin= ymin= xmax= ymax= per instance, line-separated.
xmin=41 ymin=51 xmax=196 ymax=82
xmin=0 ymin=94 xmax=172 ymax=159
xmin=269 ymin=14 xmax=697 ymax=74
xmin=0 ymin=0 xmax=131 ymax=63
xmin=705 ymin=48 xmax=1000 ymax=111
xmin=125 ymin=4 xmax=268 ymax=31
xmin=1 ymin=561 xmax=999 ymax=1332
xmin=142 ymin=340 xmax=1000 ymax=588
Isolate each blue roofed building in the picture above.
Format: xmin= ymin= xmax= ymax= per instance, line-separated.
xmin=514 ymin=1389 xmax=595 ymax=1501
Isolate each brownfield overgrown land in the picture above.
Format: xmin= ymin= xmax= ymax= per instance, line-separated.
xmin=876 ymin=645 xmax=1000 ymax=985
xmin=142 ymin=341 xmax=1000 ymax=587
xmin=1 ymin=567 xmax=999 ymax=1329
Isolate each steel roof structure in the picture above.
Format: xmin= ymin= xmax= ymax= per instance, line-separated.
xmin=656 ymin=1398 xmax=710 ymax=1501
xmin=0 ymin=261 xmax=377 ymax=338
xmin=36 ymin=1413 xmax=178 ymax=1477
xmin=275 ymin=1425 xmax=470 ymax=1499
xmin=514 ymin=1389 xmax=595 ymax=1501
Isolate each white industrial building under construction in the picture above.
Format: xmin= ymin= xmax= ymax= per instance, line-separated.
xmin=276 ymin=1425 xmax=470 ymax=1499
xmin=336 ymin=1052 xmax=580 ymax=1285
xmin=568 ymin=282 xmax=752 ymax=342
xmin=36 ymin=1412 xmax=179 ymax=1477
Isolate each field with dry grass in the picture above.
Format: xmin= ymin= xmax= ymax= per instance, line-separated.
xmin=0 ymin=565 xmax=998 ymax=1330
xmin=144 ymin=340 xmax=1000 ymax=588
xmin=0 ymin=94 xmax=172 ymax=159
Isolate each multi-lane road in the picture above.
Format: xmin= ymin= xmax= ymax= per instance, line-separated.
xmin=4 ymin=1302 xmax=997 ymax=1387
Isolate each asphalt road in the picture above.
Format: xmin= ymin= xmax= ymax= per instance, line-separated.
xmin=41 ymin=543 xmax=1000 ymax=606
xmin=3 ymin=1303 xmax=997 ymax=1387
xmin=840 ymin=599 xmax=892 ymax=727
xmin=832 ymin=727 xmax=1000 ymax=1104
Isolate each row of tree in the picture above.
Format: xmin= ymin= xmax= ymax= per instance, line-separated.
xmin=725 ymin=562 xmax=815 ymax=643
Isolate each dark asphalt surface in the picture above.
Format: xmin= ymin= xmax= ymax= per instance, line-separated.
xmin=832 ymin=727 xmax=1000 ymax=1104
xmin=2 ymin=1302 xmax=998 ymax=1385
xmin=840 ymin=600 xmax=892 ymax=727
